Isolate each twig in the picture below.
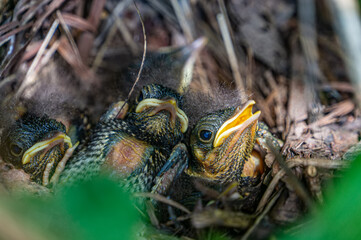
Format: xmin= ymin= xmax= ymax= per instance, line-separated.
xmin=1 ymin=0 xmax=64 ymax=79
xmin=15 ymin=19 xmax=59 ymax=98
xmin=165 ymin=214 xmax=191 ymax=226
xmin=32 ymin=0 xmax=65 ymax=33
xmin=217 ymin=0 xmax=235 ymax=41
xmin=92 ymin=23 xmax=118 ymax=72
xmin=0 ymin=21 xmax=19 ymax=35
xmin=192 ymin=208 xmax=253 ymax=229
xmin=118 ymin=0 xmax=147 ymax=114
xmin=0 ymin=22 xmax=32 ymax=47
xmin=256 ymin=157 xmax=348 ymax=213
xmin=77 ymin=0 xmax=106 ymax=61
xmin=273 ymin=146 xmax=314 ymax=211
xmin=21 ymin=0 xmax=51 ymax=26
xmin=60 ymin=13 xmax=96 ymax=32
xmin=94 ymin=0 xmax=132 ymax=47
xmin=217 ymin=13 xmax=245 ymax=93
xmin=56 ymin=10 xmax=82 ymax=61
xmin=145 ymin=200 xmax=160 ymax=228
xmin=288 ymin=157 xmax=348 ymax=169
xmin=38 ymin=40 xmax=60 ymax=69
xmin=92 ymin=0 xmax=135 ymax=69
xmin=241 ymin=189 xmax=282 ymax=240
xmin=0 ymin=37 xmax=32 ymax=78
xmin=170 ymin=0 xmax=194 ymax=42
xmin=115 ymin=18 xmax=138 ymax=55
xmin=134 ymin=192 xmax=191 ymax=214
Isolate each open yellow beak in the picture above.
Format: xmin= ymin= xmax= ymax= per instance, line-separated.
xmin=22 ymin=132 xmax=72 ymax=165
xmin=213 ymin=100 xmax=261 ymax=148
xmin=135 ymin=98 xmax=189 ymax=133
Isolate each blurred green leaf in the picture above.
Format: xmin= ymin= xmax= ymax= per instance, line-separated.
xmin=197 ymin=228 xmax=231 ymax=240
xmin=0 ymin=177 xmax=139 ymax=240
xmin=57 ymin=177 xmax=139 ymax=240
xmin=280 ymin=154 xmax=361 ymax=240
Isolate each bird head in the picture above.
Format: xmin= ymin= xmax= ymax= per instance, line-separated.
xmin=0 ymin=115 xmax=72 ymax=184
xmin=187 ymin=100 xmax=262 ymax=183
xmin=127 ymin=84 xmax=188 ymax=149
xmin=136 ymin=37 xmax=207 ymax=92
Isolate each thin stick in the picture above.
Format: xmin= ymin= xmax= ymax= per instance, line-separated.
xmin=256 ymin=157 xmax=348 ymax=213
xmin=134 ymin=192 xmax=191 ymax=214
xmin=16 ymin=19 xmax=59 ymax=97
xmin=170 ymin=0 xmax=193 ymax=41
xmin=94 ymin=0 xmax=132 ymax=47
xmin=115 ymin=18 xmax=138 ymax=55
xmin=93 ymin=3 xmax=137 ymax=70
xmin=241 ymin=190 xmax=282 ymax=240
xmin=56 ymin=10 xmax=82 ymax=60
xmin=217 ymin=0 xmax=235 ymax=41
xmin=92 ymin=23 xmax=118 ymax=71
xmin=271 ymin=141 xmax=314 ymax=210
xmin=217 ymin=13 xmax=245 ymax=93
xmin=118 ymin=1 xmax=147 ymax=113
xmin=39 ymin=40 xmax=60 ymax=67
xmin=0 ymin=22 xmax=32 ymax=47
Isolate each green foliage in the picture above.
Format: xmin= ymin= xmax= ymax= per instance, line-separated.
xmin=280 ymin=154 xmax=361 ymax=240
xmin=0 ymin=177 xmax=139 ymax=240
xmin=197 ymin=228 xmax=231 ymax=240
xmin=58 ymin=177 xmax=139 ymax=240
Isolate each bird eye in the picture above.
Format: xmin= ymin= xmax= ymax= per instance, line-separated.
xmin=10 ymin=144 xmax=23 ymax=156
xmin=199 ymin=130 xmax=212 ymax=142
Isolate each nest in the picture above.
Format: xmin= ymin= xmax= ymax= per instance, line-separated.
xmin=0 ymin=0 xmax=359 ymax=239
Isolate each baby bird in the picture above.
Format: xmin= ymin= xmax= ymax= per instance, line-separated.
xmin=0 ymin=115 xmax=74 ymax=185
xmin=187 ymin=100 xmax=281 ymax=199
xmin=58 ymin=84 xmax=189 ymax=194
xmin=0 ymin=36 xmax=207 ymax=192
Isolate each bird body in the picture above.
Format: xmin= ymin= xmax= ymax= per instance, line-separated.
xmin=0 ymin=37 xmax=207 ymax=195
xmin=58 ymin=118 xmax=174 ymax=193
xmin=0 ymin=84 xmax=189 ymax=196
xmin=58 ymin=84 xmax=189 ymax=194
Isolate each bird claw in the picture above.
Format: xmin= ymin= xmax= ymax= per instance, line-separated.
xmin=46 ymin=142 xmax=79 ymax=187
xmin=151 ymin=143 xmax=188 ymax=196
xmin=100 ymin=101 xmax=129 ymax=121
xmin=256 ymin=122 xmax=283 ymax=151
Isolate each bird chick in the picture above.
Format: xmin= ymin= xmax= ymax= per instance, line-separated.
xmin=186 ymin=97 xmax=283 ymax=209
xmin=187 ymin=101 xmax=263 ymax=189
xmin=0 ymin=115 xmax=74 ymax=185
xmin=58 ymin=84 xmax=189 ymax=195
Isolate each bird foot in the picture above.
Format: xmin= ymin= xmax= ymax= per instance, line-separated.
xmin=100 ymin=101 xmax=129 ymax=121
xmin=151 ymin=143 xmax=188 ymax=196
xmin=46 ymin=142 xmax=79 ymax=187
